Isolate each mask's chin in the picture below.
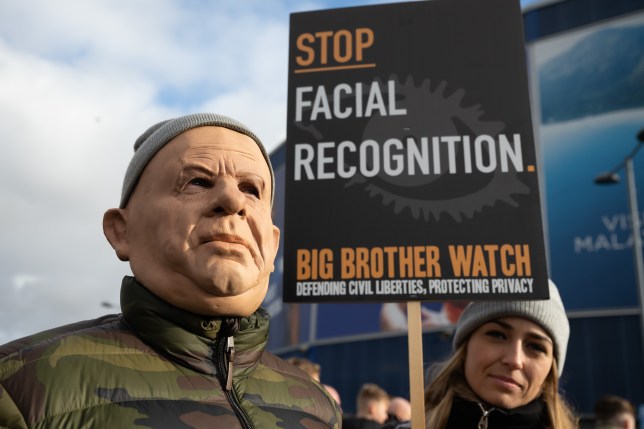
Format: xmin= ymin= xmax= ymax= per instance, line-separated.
xmin=189 ymin=282 xmax=269 ymax=317
xmin=131 ymin=256 xmax=270 ymax=317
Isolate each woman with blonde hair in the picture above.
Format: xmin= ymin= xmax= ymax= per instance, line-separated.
xmin=424 ymin=280 xmax=578 ymax=429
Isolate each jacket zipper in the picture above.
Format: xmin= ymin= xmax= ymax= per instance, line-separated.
xmin=477 ymin=402 xmax=496 ymax=429
xmin=216 ymin=334 xmax=254 ymax=429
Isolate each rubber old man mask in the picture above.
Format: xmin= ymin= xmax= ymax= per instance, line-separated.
xmin=103 ymin=122 xmax=280 ymax=317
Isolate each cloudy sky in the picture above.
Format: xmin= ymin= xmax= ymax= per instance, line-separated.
xmin=0 ymin=0 xmax=540 ymax=345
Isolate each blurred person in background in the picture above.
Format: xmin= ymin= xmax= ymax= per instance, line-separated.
xmin=380 ymin=396 xmax=411 ymax=428
xmin=343 ymin=382 xmax=390 ymax=429
xmin=594 ymin=395 xmax=636 ymax=429
xmin=380 ymin=301 xmax=469 ymax=331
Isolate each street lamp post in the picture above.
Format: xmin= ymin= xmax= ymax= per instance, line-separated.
xmin=594 ymin=128 xmax=644 ymax=359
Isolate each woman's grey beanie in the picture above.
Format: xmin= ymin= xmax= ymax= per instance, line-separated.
xmin=120 ymin=113 xmax=274 ymax=208
xmin=452 ymin=280 xmax=569 ymax=376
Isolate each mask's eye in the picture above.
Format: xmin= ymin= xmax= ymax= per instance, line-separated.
xmin=239 ymin=182 xmax=260 ymax=198
xmin=188 ymin=177 xmax=213 ymax=188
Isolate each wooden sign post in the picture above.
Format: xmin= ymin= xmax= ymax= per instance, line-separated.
xmin=407 ymin=301 xmax=425 ymax=428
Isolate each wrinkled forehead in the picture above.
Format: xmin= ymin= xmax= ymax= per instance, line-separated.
xmin=165 ymin=127 xmax=272 ymax=174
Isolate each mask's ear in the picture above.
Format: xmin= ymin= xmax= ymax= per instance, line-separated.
xmin=103 ymin=208 xmax=130 ymax=261
xmin=271 ymin=225 xmax=280 ymax=272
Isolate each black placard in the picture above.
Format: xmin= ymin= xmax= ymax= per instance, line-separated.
xmin=284 ymin=0 xmax=549 ymax=303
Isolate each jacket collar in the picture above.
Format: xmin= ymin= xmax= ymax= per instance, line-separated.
xmin=120 ymin=276 xmax=269 ymax=376
xmin=447 ymin=396 xmax=550 ymax=429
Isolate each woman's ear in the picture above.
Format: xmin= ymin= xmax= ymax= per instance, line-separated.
xmin=103 ymin=208 xmax=130 ymax=261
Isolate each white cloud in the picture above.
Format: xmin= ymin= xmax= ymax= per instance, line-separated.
xmin=11 ymin=274 xmax=41 ymax=291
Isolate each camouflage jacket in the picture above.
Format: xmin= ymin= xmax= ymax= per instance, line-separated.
xmin=0 ymin=276 xmax=341 ymax=428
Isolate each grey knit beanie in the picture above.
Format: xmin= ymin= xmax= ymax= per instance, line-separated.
xmin=452 ymin=280 xmax=569 ymax=376
xmin=120 ymin=113 xmax=274 ymax=208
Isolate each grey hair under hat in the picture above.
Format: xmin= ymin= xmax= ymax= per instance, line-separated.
xmin=120 ymin=113 xmax=274 ymax=208
xmin=453 ymin=280 xmax=569 ymax=376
